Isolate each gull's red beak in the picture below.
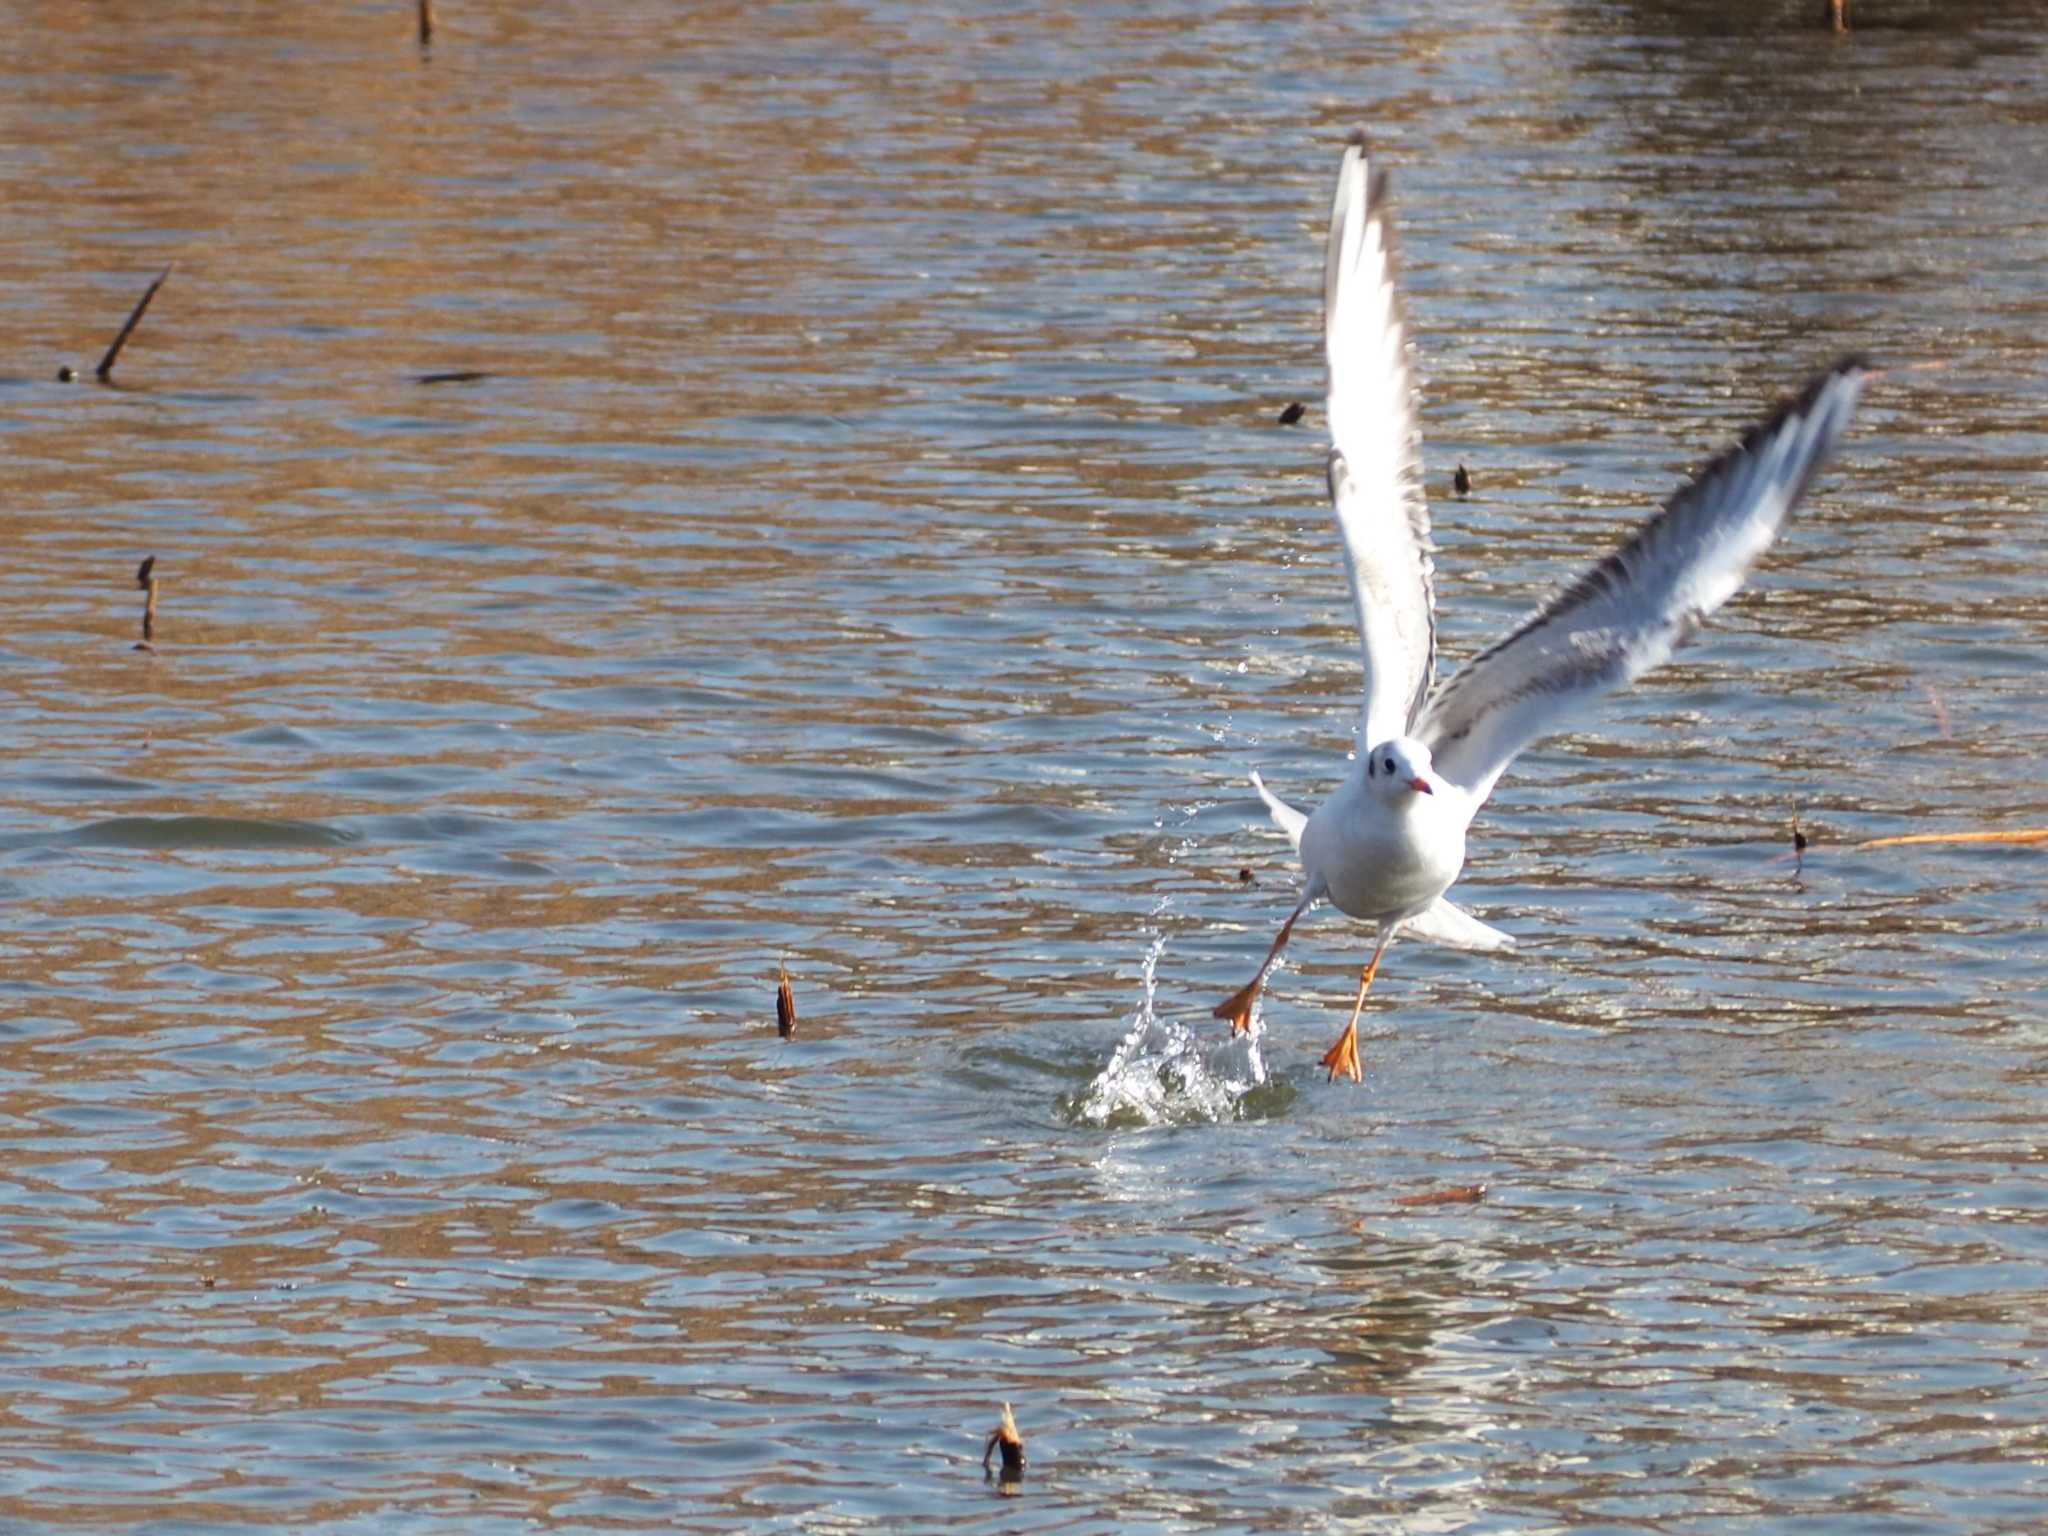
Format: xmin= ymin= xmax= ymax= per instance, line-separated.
xmin=1408 ymin=775 xmax=1433 ymax=795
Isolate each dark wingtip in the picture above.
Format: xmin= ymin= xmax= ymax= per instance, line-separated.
xmin=1806 ymin=352 xmax=1874 ymax=397
xmin=1736 ymin=354 xmax=1870 ymax=460
xmin=1342 ymin=128 xmax=1391 ymax=197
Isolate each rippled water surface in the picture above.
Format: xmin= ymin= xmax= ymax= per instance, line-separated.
xmin=4 ymin=1 xmax=2047 ymax=1529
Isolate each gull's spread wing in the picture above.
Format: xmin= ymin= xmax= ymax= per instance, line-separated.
xmin=1323 ymin=133 xmax=1435 ymax=749
xmin=1416 ymin=357 xmax=1869 ymax=805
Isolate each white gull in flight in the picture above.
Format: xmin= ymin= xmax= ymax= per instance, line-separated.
xmin=1216 ymin=133 xmax=1869 ymax=1082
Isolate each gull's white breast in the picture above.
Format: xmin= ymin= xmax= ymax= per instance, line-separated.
xmin=1300 ymin=776 xmax=1469 ymax=923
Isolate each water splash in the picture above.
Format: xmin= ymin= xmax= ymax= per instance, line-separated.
xmin=1069 ymin=933 xmax=1276 ymax=1127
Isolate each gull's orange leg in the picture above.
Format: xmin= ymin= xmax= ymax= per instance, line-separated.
xmin=1214 ymin=905 xmax=1305 ymax=1037
xmin=1319 ymin=929 xmax=1391 ymax=1083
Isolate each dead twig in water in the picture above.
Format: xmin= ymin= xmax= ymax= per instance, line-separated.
xmin=775 ymin=962 xmax=797 ymax=1039
xmin=134 ymin=555 xmax=160 ymax=652
xmin=1391 ymin=1184 xmax=1486 ymax=1209
xmin=1853 ymin=828 xmax=2048 ymax=852
xmin=1779 ymin=824 xmax=2048 ymax=862
xmin=96 ymin=265 xmax=173 ymax=384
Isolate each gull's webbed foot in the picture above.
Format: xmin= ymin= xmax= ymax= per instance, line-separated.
xmin=1213 ymin=978 xmax=1260 ymax=1037
xmin=1319 ymin=1018 xmax=1364 ymax=1083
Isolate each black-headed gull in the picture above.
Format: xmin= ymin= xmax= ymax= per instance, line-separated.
xmin=1216 ymin=134 xmax=1869 ymax=1082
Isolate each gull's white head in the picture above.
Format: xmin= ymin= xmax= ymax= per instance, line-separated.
xmin=1363 ymin=736 xmax=1440 ymax=800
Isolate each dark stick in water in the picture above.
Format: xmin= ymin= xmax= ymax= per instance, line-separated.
xmin=96 ymin=265 xmax=173 ymax=384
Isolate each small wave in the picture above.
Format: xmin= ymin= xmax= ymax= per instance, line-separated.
xmin=1067 ymin=934 xmax=1283 ymax=1128
xmin=55 ymin=815 xmax=357 ymax=851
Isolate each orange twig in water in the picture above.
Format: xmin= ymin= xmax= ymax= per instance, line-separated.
xmin=1854 ymin=829 xmax=2048 ymax=851
xmin=1392 ymin=1184 xmax=1487 ymax=1208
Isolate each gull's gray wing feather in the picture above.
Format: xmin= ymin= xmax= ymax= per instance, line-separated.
xmin=1323 ymin=133 xmax=1436 ymax=749
xmin=1416 ymin=357 xmax=1870 ymax=806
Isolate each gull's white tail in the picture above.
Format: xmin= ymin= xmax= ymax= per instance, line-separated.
xmin=1250 ymin=771 xmax=1307 ymax=851
xmin=1399 ymin=896 xmax=1515 ymax=952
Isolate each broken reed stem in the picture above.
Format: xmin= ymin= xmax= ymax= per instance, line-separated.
xmin=775 ymin=963 xmax=796 ymax=1039
xmin=982 ymin=1402 xmax=1023 ymax=1482
xmin=96 ymin=265 xmax=173 ymax=383
xmin=135 ymin=556 xmax=159 ymax=652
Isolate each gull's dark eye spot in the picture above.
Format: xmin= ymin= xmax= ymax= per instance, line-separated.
xmin=1383 ymin=758 xmax=1395 ymax=776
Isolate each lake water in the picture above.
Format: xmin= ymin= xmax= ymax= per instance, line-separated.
xmin=2 ymin=1 xmax=2046 ymax=1529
